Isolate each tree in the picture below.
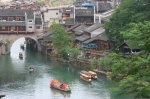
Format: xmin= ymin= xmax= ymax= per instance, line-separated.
xmin=104 ymin=0 xmax=150 ymax=50
xmin=100 ymin=53 xmax=150 ymax=98
xmin=51 ymin=21 xmax=71 ymax=49
xmin=90 ymin=58 xmax=100 ymax=69
xmin=121 ymin=21 xmax=150 ymax=55
xmin=51 ymin=21 xmax=79 ymax=60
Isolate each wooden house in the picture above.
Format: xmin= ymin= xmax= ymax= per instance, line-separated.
xmin=37 ymin=31 xmax=53 ymax=54
xmin=83 ymin=23 xmax=102 ymax=37
xmin=75 ymin=6 xmax=94 ymax=25
xmin=0 ymin=9 xmax=43 ymax=34
xmin=117 ymin=42 xmax=140 ymax=55
xmin=61 ymin=7 xmax=74 ymax=26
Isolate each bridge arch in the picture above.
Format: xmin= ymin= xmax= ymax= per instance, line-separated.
xmin=0 ymin=34 xmax=42 ymax=55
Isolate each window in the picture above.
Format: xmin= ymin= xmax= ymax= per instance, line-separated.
xmin=29 ymin=26 xmax=32 ymax=28
xmin=2 ymin=27 xmax=5 ymax=29
xmin=11 ymin=26 xmax=15 ymax=31
xmin=28 ymin=20 xmax=32 ymax=22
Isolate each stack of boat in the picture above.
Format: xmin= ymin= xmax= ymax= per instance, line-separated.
xmin=80 ymin=70 xmax=98 ymax=82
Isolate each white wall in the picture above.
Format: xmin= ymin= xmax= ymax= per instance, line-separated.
xmin=44 ymin=9 xmax=60 ymax=22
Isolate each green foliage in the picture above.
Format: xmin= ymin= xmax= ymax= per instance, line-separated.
xmin=38 ymin=0 xmax=45 ymax=6
xmin=121 ymin=21 xmax=150 ymax=54
xmin=51 ymin=21 xmax=71 ymax=50
xmin=51 ymin=21 xmax=79 ymax=60
xmin=100 ymin=53 xmax=119 ymax=71
xmin=66 ymin=46 xmax=79 ymax=59
xmin=103 ymin=0 xmax=150 ymax=98
xmin=104 ymin=0 xmax=150 ymax=50
xmin=90 ymin=58 xmax=100 ymax=69
xmin=100 ymin=53 xmax=150 ymax=98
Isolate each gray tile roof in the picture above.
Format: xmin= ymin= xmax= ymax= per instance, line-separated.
xmin=65 ymin=18 xmax=74 ymax=25
xmin=70 ymin=33 xmax=77 ymax=41
xmin=35 ymin=18 xmax=42 ymax=25
xmin=75 ymin=30 xmax=84 ymax=36
xmin=73 ymin=24 xmax=87 ymax=32
xmin=38 ymin=31 xmax=52 ymax=41
xmin=73 ymin=24 xmax=88 ymax=36
xmin=66 ymin=24 xmax=81 ymax=32
xmin=0 ymin=22 xmax=25 ymax=26
xmin=0 ymin=10 xmax=34 ymax=19
xmin=75 ymin=7 xmax=94 ymax=17
xmin=96 ymin=3 xmax=112 ymax=12
xmin=26 ymin=10 xmax=34 ymax=19
xmin=83 ymin=33 xmax=108 ymax=44
xmin=0 ymin=9 xmax=25 ymax=16
xmin=75 ymin=34 xmax=90 ymax=42
xmin=84 ymin=23 xmax=101 ymax=33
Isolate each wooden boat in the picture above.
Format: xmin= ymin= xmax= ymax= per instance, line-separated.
xmin=20 ymin=44 xmax=24 ymax=49
xmin=50 ymin=80 xmax=71 ymax=92
xmin=80 ymin=70 xmax=91 ymax=78
xmin=88 ymin=71 xmax=98 ymax=79
xmin=80 ymin=73 xmax=91 ymax=82
xmin=19 ymin=52 xmax=23 ymax=59
xmin=28 ymin=67 xmax=34 ymax=72
xmin=0 ymin=94 xmax=5 ymax=99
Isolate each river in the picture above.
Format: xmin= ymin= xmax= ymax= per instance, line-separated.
xmin=0 ymin=38 xmax=128 ymax=99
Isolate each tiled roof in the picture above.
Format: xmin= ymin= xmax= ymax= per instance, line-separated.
xmin=26 ymin=10 xmax=34 ymax=19
xmin=84 ymin=23 xmax=101 ymax=33
xmin=66 ymin=24 xmax=81 ymax=32
xmin=73 ymin=24 xmax=87 ymax=32
xmin=35 ymin=18 xmax=42 ymax=25
xmin=75 ymin=30 xmax=84 ymax=36
xmin=0 ymin=9 xmax=25 ymax=16
xmin=83 ymin=33 xmax=108 ymax=44
xmin=0 ymin=22 xmax=25 ymax=26
xmin=70 ymin=33 xmax=77 ymax=41
xmin=0 ymin=10 xmax=34 ymax=19
xmin=65 ymin=18 xmax=74 ymax=25
xmin=96 ymin=3 xmax=112 ymax=12
xmin=75 ymin=34 xmax=90 ymax=42
xmin=73 ymin=24 xmax=88 ymax=36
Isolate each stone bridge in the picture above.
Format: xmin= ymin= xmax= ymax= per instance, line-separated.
xmin=0 ymin=33 xmax=42 ymax=55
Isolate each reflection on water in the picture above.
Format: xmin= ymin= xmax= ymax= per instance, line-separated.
xmin=50 ymin=87 xmax=71 ymax=98
xmin=0 ymin=38 xmax=130 ymax=99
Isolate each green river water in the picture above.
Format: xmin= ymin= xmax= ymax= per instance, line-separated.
xmin=0 ymin=38 xmax=131 ymax=99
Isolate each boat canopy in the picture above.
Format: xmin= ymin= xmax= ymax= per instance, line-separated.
xmin=51 ymin=79 xmax=58 ymax=83
xmin=81 ymin=74 xmax=90 ymax=78
xmin=89 ymin=71 xmax=97 ymax=75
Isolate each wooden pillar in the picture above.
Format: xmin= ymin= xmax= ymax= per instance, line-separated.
xmin=17 ymin=26 xmax=18 ymax=34
xmin=8 ymin=26 xmax=9 ymax=34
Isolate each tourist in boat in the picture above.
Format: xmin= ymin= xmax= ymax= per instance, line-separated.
xmin=50 ymin=79 xmax=71 ymax=92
